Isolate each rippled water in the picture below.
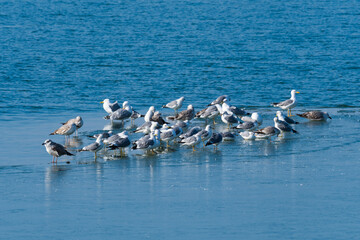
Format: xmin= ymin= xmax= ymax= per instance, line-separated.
xmin=1 ymin=0 xmax=360 ymax=239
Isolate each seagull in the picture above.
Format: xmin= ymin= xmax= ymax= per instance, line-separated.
xmin=271 ymin=89 xmax=300 ymax=116
xmin=174 ymin=120 xmax=190 ymax=131
xmin=61 ymin=116 xmax=83 ymax=136
xmin=215 ymin=104 xmax=239 ymax=128
xmin=221 ymin=132 xmax=236 ymax=141
xmin=151 ymin=111 xmax=169 ymax=125
xmin=222 ymin=102 xmax=250 ymax=117
xmin=162 ymin=97 xmax=185 ymax=114
xmin=239 ymin=131 xmax=255 ymax=140
xmin=160 ymin=127 xmax=177 ymax=148
xmin=134 ymin=121 xmax=160 ymax=134
xmin=208 ymin=95 xmax=230 ymax=106
xmin=104 ymin=104 xmax=132 ymax=125
xmin=132 ymin=130 xmax=160 ymax=153
xmin=42 ymin=139 xmax=74 ymax=163
xmin=254 ymin=126 xmax=280 ymax=139
xmin=101 ymin=99 xmax=121 ymax=114
xmin=196 ymin=105 xmax=219 ymax=125
xmin=179 ymin=134 xmax=201 ymax=152
xmin=240 ymin=113 xmax=263 ymax=126
xmin=233 ymin=121 xmax=258 ymax=131
xmin=179 ymin=126 xmax=202 ymax=139
xmin=50 ymin=123 xmax=76 ymax=142
xmin=171 ymin=125 xmax=184 ymax=137
xmin=205 ymin=132 xmax=223 ymax=151
xmin=196 ymin=125 xmax=213 ymax=147
xmin=108 ymin=131 xmax=131 ymax=157
xmin=274 ymin=117 xmax=299 ymax=136
xmin=168 ymin=105 xmax=195 ymax=121
xmin=276 ymin=111 xmax=299 ymax=124
xmin=79 ymin=135 xmax=103 ymax=159
xmin=144 ymin=106 xmax=155 ymax=122
xmin=130 ymin=109 xmax=144 ymax=125
xmin=297 ymin=111 xmax=332 ymax=121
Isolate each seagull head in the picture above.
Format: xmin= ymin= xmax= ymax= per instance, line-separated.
xmin=42 ymin=139 xmax=52 ymax=145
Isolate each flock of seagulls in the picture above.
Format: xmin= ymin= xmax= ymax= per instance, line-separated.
xmin=42 ymin=90 xmax=332 ymax=164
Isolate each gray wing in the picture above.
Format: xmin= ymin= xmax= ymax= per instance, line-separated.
xmin=176 ymin=109 xmax=194 ymax=120
xmin=83 ymin=142 xmax=100 ymax=151
xmin=111 ymin=109 xmax=132 ymax=120
xmin=106 ymin=134 xmax=120 ymax=143
xmin=166 ymin=99 xmax=178 ymax=108
xmin=172 ymin=126 xmax=183 ymax=135
xmin=307 ymin=111 xmax=325 ymax=120
xmin=277 ymin=121 xmax=293 ymax=132
xmin=109 ymin=102 xmax=121 ymax=112
xmin=284 ymin=115 xmax=298 ymax=124
xmin=274 ymin=99 xmax=293 ymax=107
xmin=52 ymin=143 xmax=69 ymax=156
xmin=161 ymin=130 xmax=174 ymax=139
xmin=137 ymin=138 xmax=154 ymax=149
xmin=114 ymin=138 xmax=131 ymax=148
xmin=236 ymin=122 xmax=255 ymax=130
xmin=182 ymin=136 xmax=196 ymax=144
xmin=211 ymin=95 xmax=228 ymax=105
xmin=230 ymin=106 xmax=248 ymax=116
xmin=207 ymin=133 xmax=222 ymax=145
xmin=225 ymin=114 xmax=238 ymax=124
xmin=195 ymin=108 xmax=207 ymax=117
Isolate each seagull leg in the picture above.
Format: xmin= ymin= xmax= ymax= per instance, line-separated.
xmin=192 ymin=146 xmax=196 ymax=152
xmin=213 ymin=119 xmax=216 ymax=125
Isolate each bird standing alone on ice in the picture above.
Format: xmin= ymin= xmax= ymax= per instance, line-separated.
xmin=272 ymin=89 xmax=300 ymax=117
xmin=42 ymin=139 xmax=74 ymax=163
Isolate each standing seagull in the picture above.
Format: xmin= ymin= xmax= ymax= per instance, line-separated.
xmin=168 ymin=105 xmax=195 ymax=121
xmin=144 ymin=106 xmax=155 ymax=122
xmin=205 ymin=132 xmax=223 ymax=151
xmin=297 ymin=111 xmax=332 ymax=121
xmin=79 ymin=135 xmax=104 ymax=159
xmin=42 ymin=139 xmax=74 ymax=163
xmin=162 ymin=97 xmax=185 ymax=114
xmin=61 ymin=116 xmax=83 ymax=136
xmin=50 ymin=123 xmax=76 ymax=142
xmin=274 ymin=117 xmax=299 ymax=136
xmin=108 ymin=131 xmax=131 ymax=157
xmin=101 ymin=99 xmax=121 ymax=114
xmin=272 ymin=90 xmax=300 ymax=116
xmin=104 ymin=104 xmax=132 ymax=125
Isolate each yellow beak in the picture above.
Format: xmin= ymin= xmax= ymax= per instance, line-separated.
xmin=100 ymin=101 xmax=104 ymax=103
xmin=296 ymin=91 xmax=300 ymax=94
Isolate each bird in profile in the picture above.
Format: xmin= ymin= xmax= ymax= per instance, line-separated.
xmin=162 ymin=96 xmax=185 ymax=114
xmin=271 ymin=89 xmax=300 ymax=117
xmin=79 ymin=135 xmax=103 ymax=159
xmin=297 ymin=111 xmax=332 ymax=121
xmin=254 ymin=126 xmax=280 ymax=139
xmin=205 ymin=132 xmax=223 ymax=151
xmin=101 ymin=99 xmax=121 ymax=114
xmin=168 ymin=105 xmax=195 ymax=121
xmin=274 ymin=117 xmax=299 ymax=136
xmin=61 ymin=116 xmax=83 ymax=136
xmin=42 ymin=139 xmax=74 ymax=163
xmin=50 ymin=123 xmax=77 ymax=142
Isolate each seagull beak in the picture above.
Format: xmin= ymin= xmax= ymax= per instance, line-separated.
xmin=296 ymin=91 xmax=300 ymax=94
xmin=42 ymin=142 xmax=45 ymax=145
xmin=100 ymin=101 xmax=104 ymax=103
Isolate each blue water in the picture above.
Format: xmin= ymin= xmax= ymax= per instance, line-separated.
xmin=1 ymin=0 xmax=360 ymax=239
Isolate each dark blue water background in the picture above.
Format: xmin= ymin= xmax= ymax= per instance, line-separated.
xmin=1 ymin=0 xmax=360 ymax=239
